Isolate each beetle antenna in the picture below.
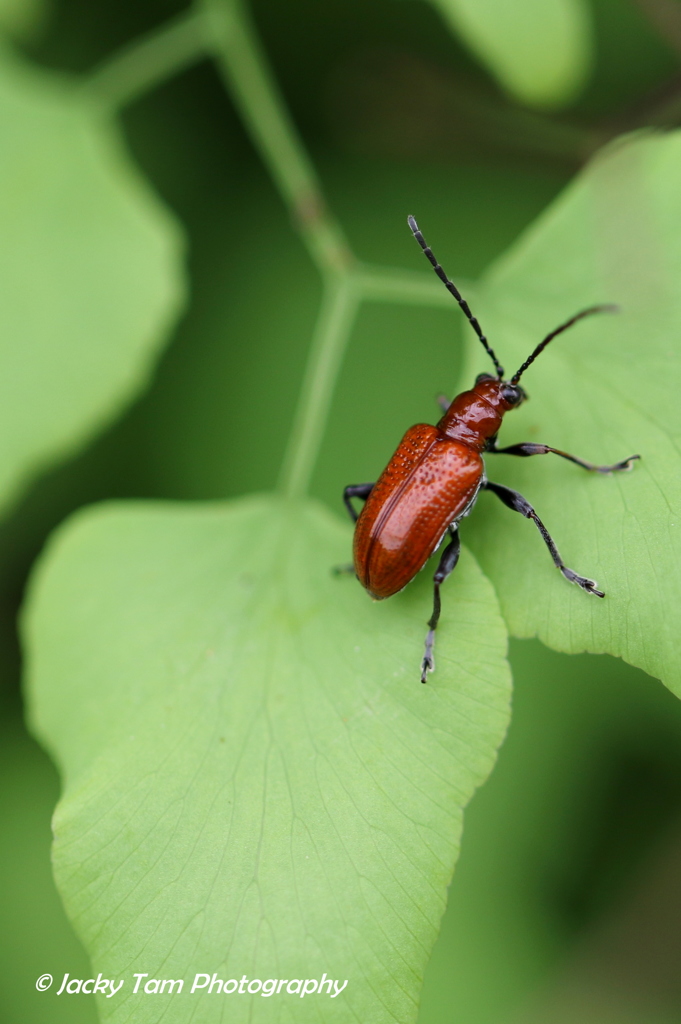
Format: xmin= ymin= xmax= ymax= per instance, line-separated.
xmin=408 ymin=215 xmax=505 ymax=378
xmin=510 ymin=304 xmax=619 ymax=384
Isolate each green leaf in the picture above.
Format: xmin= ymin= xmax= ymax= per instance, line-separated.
xmin=426 ymin=0 xmax=593 ymax=108
xmin=24 ymin=495 xmax=511 ymax=1023
xmin=455 ymin=132 xmax=681 ymax=694
xmin=0 ymin=49 xmax=184 ymax=516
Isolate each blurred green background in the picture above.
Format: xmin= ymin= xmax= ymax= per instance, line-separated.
xmin=3 ymin=0 xmax=681 ymax=1020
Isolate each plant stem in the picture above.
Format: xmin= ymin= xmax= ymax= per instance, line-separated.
xmin=85 ymin=9 xmax=207 ymax=110
xmin=278 ymin=276 xmax=359 ymax=498
xmin=200 ymin=0 xmax=353 ymax=276
xmin=201 ymin=0 xmax=362 ymax=498
xmin=83 ymin=0 xmax=464 ymax=500
xmin=277 ymin=263 xmax=466 ymax=499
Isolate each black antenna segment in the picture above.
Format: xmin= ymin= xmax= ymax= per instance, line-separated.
xmin=511 ymin=304 xmax=619 ymax=384
xmin=408 ymin=215 xmax=505 ymax=379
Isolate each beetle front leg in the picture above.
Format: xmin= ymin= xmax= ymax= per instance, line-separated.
xmin=343 ymin=483 xmax=374 ymax=523
xmin=421 ymin=527 xmax=461 ymax=684
xmin=484 ymin=481 xmax=604 ymax=597
xmin=489 ymin=440 xmax=639 ymax=474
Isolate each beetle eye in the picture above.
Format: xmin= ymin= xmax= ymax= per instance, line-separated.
xmin=475 ymin=373 xmax=494 ymax=384
xmin=501 ymin=384 xmax=522 ymax=405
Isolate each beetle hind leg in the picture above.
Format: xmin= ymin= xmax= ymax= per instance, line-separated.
xmin=484 ymin=480 xmax=605 ymax=598
xmin=421 ymin=527 xmax=461 ymax=683
xmin=560 ymin=566 xmax=604 ymax=596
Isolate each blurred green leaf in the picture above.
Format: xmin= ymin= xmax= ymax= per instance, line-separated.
xmin=0 ymin=0 xmax=49 ymax=41
xmin=0 ymin=48 xmax=184 ymax=517
xmin=426 ymin=0 xmax=593 ymax=108
xmin=454 ymin=131 xmax=681 ymax=694
xmin=24 ymin=495 xmax=510 ymax=1024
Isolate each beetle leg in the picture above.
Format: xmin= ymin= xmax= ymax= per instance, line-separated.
xmin=436 ymin=393 xmax=450 ymax=414
xmin=421 ymin=527 xmax=461 ymax=684
xmin=343 ymin=483 xmax=375 ymax=523
xmin=489 ymin=441 xmax=639 ymax=474
xmin=484 ymin=481 xmax=605 ymax=597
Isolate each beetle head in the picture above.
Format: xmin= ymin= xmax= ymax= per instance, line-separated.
xmin=474 ymin=373 xmax=527 ymax=410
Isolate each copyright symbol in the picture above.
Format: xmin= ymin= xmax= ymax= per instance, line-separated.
xmin=36 ymin=974 xmax=53 ymax=991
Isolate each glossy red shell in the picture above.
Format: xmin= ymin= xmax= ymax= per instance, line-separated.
xmin=353 ymin=377 xmax=515 ymax=600
xmin=353 ymin=424 xmax=482 ymax=599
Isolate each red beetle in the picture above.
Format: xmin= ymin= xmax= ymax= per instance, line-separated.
xmin=343 ymin=216 xmax=639 ymax=683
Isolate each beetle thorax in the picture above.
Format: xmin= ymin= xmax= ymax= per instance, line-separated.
xmin=437 ymin=377 xmax=520 ymax=451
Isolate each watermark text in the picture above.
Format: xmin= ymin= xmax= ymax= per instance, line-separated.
xmin=39 ymin=971 xmax=348 ymax=999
